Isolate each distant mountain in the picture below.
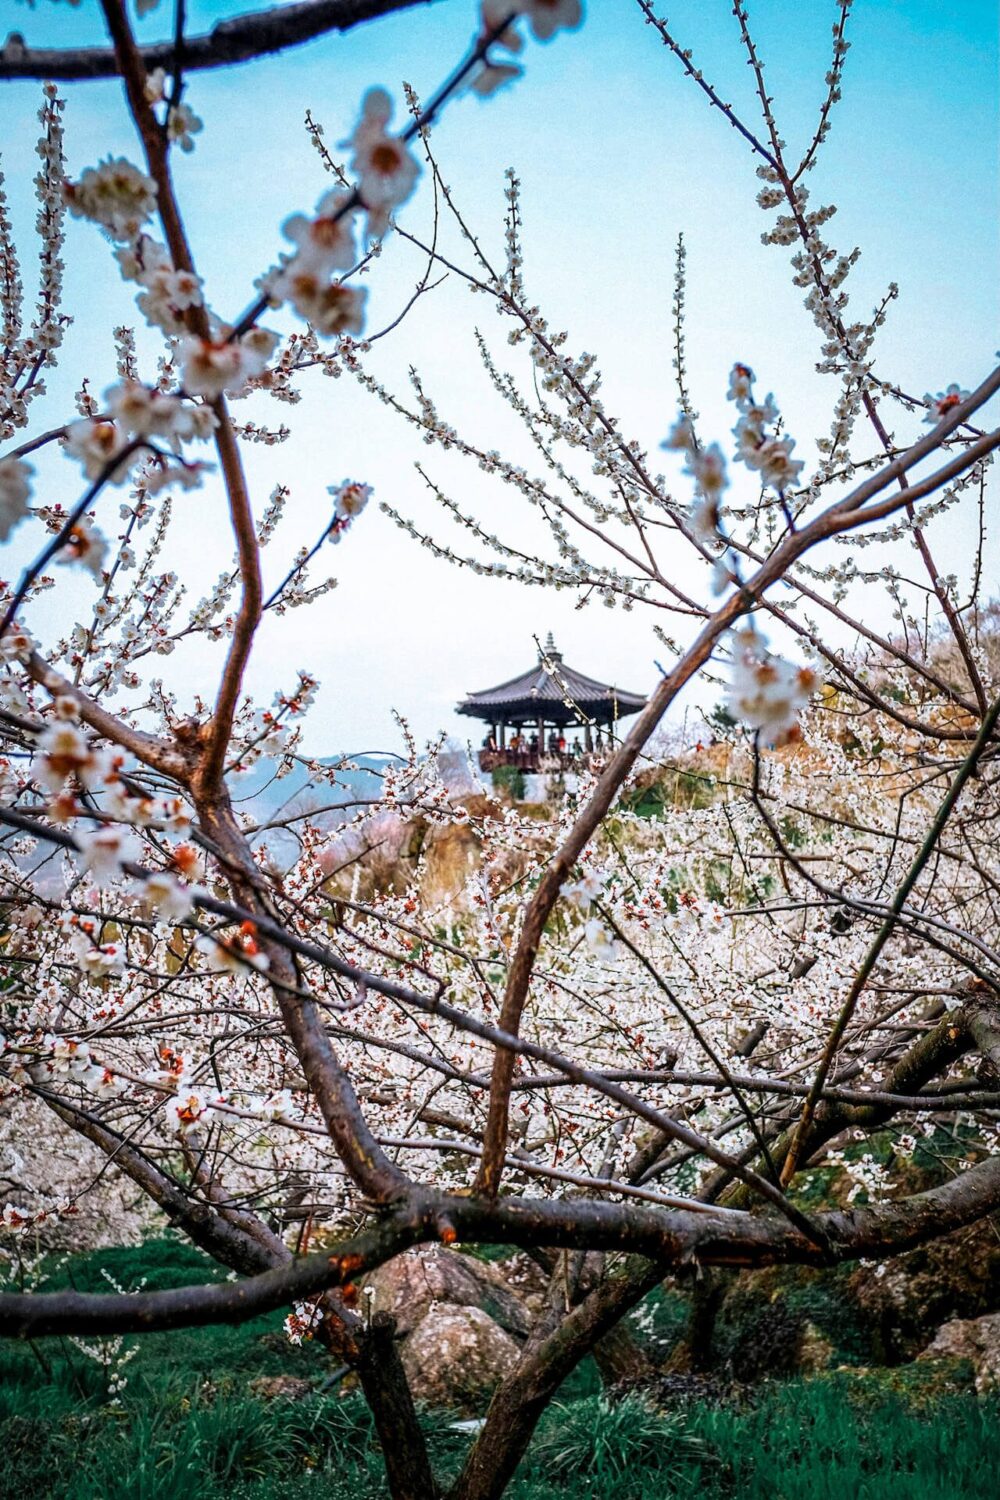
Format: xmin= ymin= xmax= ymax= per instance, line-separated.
xmin=228 ymin=754 xmax=391 ymax=866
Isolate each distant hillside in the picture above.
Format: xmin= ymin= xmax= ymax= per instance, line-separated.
xmin=228 ymin=754 xmax=392 ymax=866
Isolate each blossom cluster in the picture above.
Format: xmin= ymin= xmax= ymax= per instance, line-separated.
xmin=726 ymin=627 xmax=819 ymax=745
xmin=327 ymin=479 xmax=372 ymax=544
xmin=475 ymin=1 xmax=584 ymax=94
xmin=727 ymin=364 xmax=805 ymax=492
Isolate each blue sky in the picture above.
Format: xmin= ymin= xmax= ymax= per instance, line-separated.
xmin=3 ymin=0 xmax=998 ymax=753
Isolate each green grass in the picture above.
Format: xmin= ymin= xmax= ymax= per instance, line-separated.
xmin=491 ymin=764 xmax=526 ymax=801
xmin=674 ymin=1376 xmax=996 ymax=1500
xmin=0 ymin=1239 xmax=994 ymax=1499
xmin=619 ymin=768 xmax=719 ymax=819
xmin=527 ymin=1393 xmax=711 ymax=1491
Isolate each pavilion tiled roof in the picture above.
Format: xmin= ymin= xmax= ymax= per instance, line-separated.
xmin=456 ymin=636 xmax=647 ymax=726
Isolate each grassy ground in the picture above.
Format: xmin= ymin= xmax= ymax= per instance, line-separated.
xmin=0 ymin=1237 xmax=992 ymax=1499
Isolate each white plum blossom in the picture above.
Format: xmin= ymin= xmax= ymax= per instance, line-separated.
xmin=155 ymin=795 xmax=193 ymax=837
xmin=145 ymin=458 xmax=213 ymax=494
xmin=178 ymin=328 xmax=278 ymax=398
xmin=176 ymin=341 xmax=249 ymax=400
xmin=67 ymin=929 xmax=126 ymax=979
xmin=661 ymin=414 xmax=696 ymax=453
xmin=584 ymin=917 xmax=617 ymax=960
xmin=564 ymin=870 xmax=603 ymax=912
xmin=471 ymin=61 xmax=523 ymax=97
xmin=726 ymin=362 xmax=755 ymax=408
xmin=32 ymin=721 xmax=97 ymax=791
xmin=726 ymin=369 xmax=804 ymax=491
xmin=64 ymin=157 xmax=157 ymax=240
xmin=143 ymin=67 xmax=168 ymax=104
xmin=166 ymin=102 xmax=203 ymax=153
xmin=56 ymin=517 xmax=109 ymax=579
xmin=482 ymin=0 xmax=582 ymax=45
xmin=272 ymin=180 xmax=362 ymax=334
xmin=688 ymin=442 xmax=727 ymax=500
xmin=105 ymin=381 xmax=191 ymax=441
xmin=75 ymin=824 xmax=140 ymax=886
xmin=144 ymin=870 xmax=199 ymax=923
xmin=481 ymin=1 xmax=523 ymax=50
xmin=117 ymin=239 xmax=205 ymax=334
xmin=753 ymin=434 xmax=805 ymax=491
xmin=37 ymin=1036 xmax=95 ymax=1080
xmin=280 ymin=274 xmax=366 ymax=337
xmin=732 ymin=395 xmax=779 ymax=466
xmin=330 ymin=480 xmax=372 ymax=521
xmin=81 ymin=1063 xmax=125 ymax=1099
xmin=261 ymin=1089 xmax=299 ymax=1123
xmin=0 ymin=624 xmax=35 ymax=664
xmin=196 ymin=927 xmax=270 ymax=974
xmin=164 ymin=1085 xmax=220 ymax=1136
xmin=280 ymin=189 xmax=358 ymax=278
xmin=923 ymin=383 xmax=970 ymax=424
xmin=685 ymin=442 xmax=727 ymax=542
xmin=346 ymin=88 xmax=420 ymax=239
xmin=0 ymin=457 xmax=32 ymax=541
xmin=523 ymin=0 xmax=583 ymax=42
xmin=284 ymin=1300 xmax=323 ymax=1345
xmin=250 ymin=710 xmax=291 ymax=757
xmin=727 ymin=628 xmax=819 ymax=744
xmin=710 ymin=554 xmax=735 ymax=595
xmin=63 ymin=416 xmax=135 ymax=482
xmin=137 ymin=264 xmax=204 ymax=332
xmin=115 ymin=235 xmax=171 ymax=283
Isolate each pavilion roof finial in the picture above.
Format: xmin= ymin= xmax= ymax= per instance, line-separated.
xmin=541 ymin=631 xmax=561 ymax=662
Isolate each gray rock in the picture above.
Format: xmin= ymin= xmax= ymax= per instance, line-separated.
xmin=249 ymin=1374 xmax=313 ymax=1401
xmin=363 ymin=1245 xmax=531 ymax=1338
xmin=400 ymin=1305 xmax=519 ymax=1410
xmin=919 ymin=1311 xmax=1000 ymax=1392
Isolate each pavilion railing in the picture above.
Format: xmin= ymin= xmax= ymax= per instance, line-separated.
xmin=478 ymin=749 xmax=608 ymax=775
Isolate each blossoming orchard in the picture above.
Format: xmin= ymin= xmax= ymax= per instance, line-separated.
xmin=0 ymin=2 xmax=998 ymax=1496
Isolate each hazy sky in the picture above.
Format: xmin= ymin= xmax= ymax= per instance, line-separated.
xmin=3 ymin=0 xmax=998 ymax=756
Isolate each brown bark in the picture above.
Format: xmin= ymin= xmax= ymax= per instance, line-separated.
xmin=592 ymin=1321 xmax=656 ymax=1385
xmin=357 ymin=1312 xmax=439 ymax=1500
xmin=450 ymin=1263 xmax=663 ymax=1500
xmin=665 ymin=1268 xmax=731 ymax=1374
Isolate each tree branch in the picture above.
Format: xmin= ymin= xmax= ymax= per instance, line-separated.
xmin=0 ymin=0 xmax=434 ymax=82
xmin=7 ymin=1155 xmax=1000 ymax=1337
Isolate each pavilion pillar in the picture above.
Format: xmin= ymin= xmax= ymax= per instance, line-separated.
xmin=584 ymin=722 xmax=593 ymax=752
xmin=499 ymin=721 xmax=506 ymax=750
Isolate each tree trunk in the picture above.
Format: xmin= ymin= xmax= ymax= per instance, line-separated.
xmin=664 ymin=1268 xmax=730 ymax=1373
xmin=43 ymin=1094 xmax=438 ymax=1500
xmin=449 ymin=1261 xmax=662 ymax=1500
xmin=356 ymin=1312 xmax=439 ymax=1500
xmin=592 ymin=1321 xmax=655 ymax=1386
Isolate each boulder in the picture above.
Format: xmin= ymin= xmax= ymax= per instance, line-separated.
xmin=919 ymin=1312 xmax=1000 ymax=1392
xmin=797 ymin=1321 xmax=835 ymax=1374
xmin=249 ymin=1374 xmax=313 ymax=1401
xmin=400 ymin=1305 xmax=519 ymax=1410
xmin=849 ymin=1215 xmax=1000 ymax=1361
xmin=363 ymin=1245 xmax=532 ymax=1338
